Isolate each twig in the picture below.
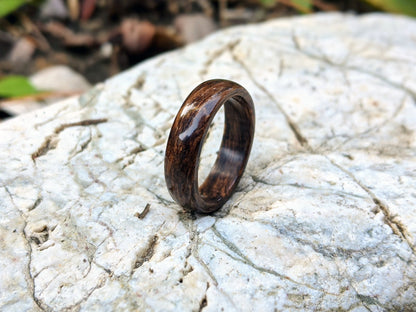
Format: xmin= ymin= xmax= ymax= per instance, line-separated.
xmin=312 ymin=0 xmax=338 ymax=11
xmin=19 ymin=13 xmax=51 ymax=51
xmin=219 ymin=0 xmax=228 ymax=27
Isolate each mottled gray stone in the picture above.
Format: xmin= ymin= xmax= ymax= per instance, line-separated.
xmin=1 ymin=13 xmax=416 ymax=311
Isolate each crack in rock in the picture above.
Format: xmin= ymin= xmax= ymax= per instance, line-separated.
xmin=211 ymin=226 xmax=338 ymax=296
xmin=22 ymin=223 xmax=52 ymax=312
xmin=229 ymin=41 xmax=310 ymax=148
xmin=31 ymin=118 xmax=108 ymax=161
xmin=3 ymin=187 xmax=48 ymax=311
xmin=132 ymin=235 xmax=158 ymax=272
xmin=61 ymin=276 xmax=108 ymax=312
xmin=198 ymin=282 xmax=209 ymax=312
xmin=28 ymin=197 xmax=42 ymax=211
xmin=199 ymin=39 xmax=241 ymax=78
xmin=327 ymin=157 xmax=416 ymax=254
xmin=291 ymin=31 xmax=416 ymax=103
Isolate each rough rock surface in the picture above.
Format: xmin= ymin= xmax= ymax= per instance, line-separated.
xmin=1 ymin=13 xmax=416 ymax=311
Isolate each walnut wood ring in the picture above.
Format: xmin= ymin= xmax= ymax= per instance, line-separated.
xmin=164 ymin=79 xmax=255 ymax=213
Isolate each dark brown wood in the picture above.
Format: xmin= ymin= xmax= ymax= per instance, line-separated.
xmin=164 ymin=79 xmax=255 ymax=213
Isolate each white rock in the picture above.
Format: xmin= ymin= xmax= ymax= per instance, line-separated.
xmin=40 ymin=0 xmax=69 ymax=19
xmin=30 ymin=65 xmax=91 ymax=93
xmin=0 ymin=13 xmax=415 ymax=311
xmin=174 ymin=14 xmax=217 ymax=43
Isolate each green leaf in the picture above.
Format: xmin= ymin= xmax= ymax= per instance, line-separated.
xmin=290 ymin=0 xmax=312 ymax=12
xmin=0 ymin=0 xmax=28 ymax=17
xmin=260 ymin=0 xmax=277 ymax=7
xmin=260 ymin=0 xmax=312 ymax=12
xmin=0 ymin=76 xmax=39 ymax=98
xmin=365 ymin=0 xmax=416 ymax=16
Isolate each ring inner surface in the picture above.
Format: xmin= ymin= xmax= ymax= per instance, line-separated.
xmin=197 ymin=106 xmax=224 ymax=187
xmin=199 ymin=96 xmax=252 ymax=205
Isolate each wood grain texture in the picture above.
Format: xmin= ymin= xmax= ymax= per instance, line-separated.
xmin=165 ymin=79 xmax=255 ymax=213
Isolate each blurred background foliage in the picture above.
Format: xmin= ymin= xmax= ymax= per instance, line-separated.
xmin=0 ymin=0 xmax=415 ymax=117
xmin=259 ymin=0 xmax=416 ymax=15
xmin=0 ymin=0 xmax=27 ymax=18
xmin=364 ymin=0 xmax=416 ymax=16
xmin=2 ymin=0 xmax=415 ymax=18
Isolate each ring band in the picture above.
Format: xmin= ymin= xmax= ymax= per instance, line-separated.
xmin=164 ymin=79 xmax=255 ymax=213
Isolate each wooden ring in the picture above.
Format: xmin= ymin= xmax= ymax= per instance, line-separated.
xmin=165 ymin=79 xmax=255 ymax=213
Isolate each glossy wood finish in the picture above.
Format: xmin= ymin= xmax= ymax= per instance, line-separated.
xmin=165 ymin=79 xmax=255 ymax=213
